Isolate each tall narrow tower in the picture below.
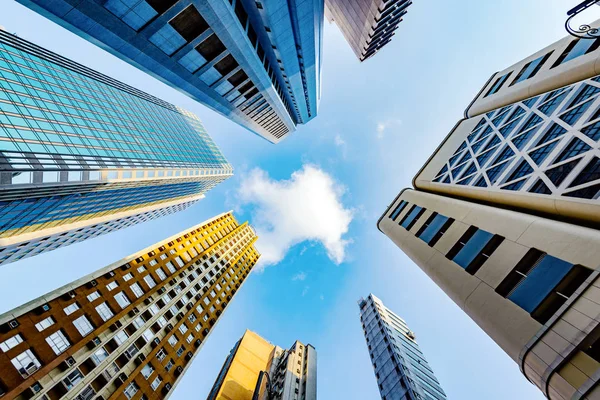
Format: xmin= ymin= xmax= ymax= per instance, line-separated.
xmin=0 ymin=30 xmax=232 ymax=266
xmin=379 ymin=21 xmax=600 ymax=399
xmin=208 ymin=330 xmax=317 ymax=400
xmin=0 ymin=211 xmax=259 ymax=399
xmin=358 ymin=294 xmax=447 ymax=400
xmin=15 ymin=0 xmax=324 ymax=143
xmin=325 ymin=0 xmax=413 ymax=61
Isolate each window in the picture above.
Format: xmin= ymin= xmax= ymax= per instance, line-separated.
xmin=510 ymin=52 xmax=552 ymax=86
xmin=142 ymin=364 xmax=154 ymax=379
xmin=130 ymin=283 xmax=144 ymax=298
xmin=399 ymin=205 xmax=425 ymax=230
xmin=113 ymin=330 xmax=129 ymax=346
xmin=186 ymin=334 xmax=194 ymax=344
xmin=177 ymin=345 xmax=185 ymax=356
xmin=46 ymin=330 xmax=70 ymax=355
xmin=165 ymin=359 xmax=174 ymax=372
xmin=63 ymin=303 xmax=80 ymax=316
xmin=62 ymin=369 xmax=84 ymax=390
xmin=0 ymin=334 xmax=23 ymax=352
xmin=156 ymin=268 xmax=167 ymax=281
xmin=416 ymin=213 xmax=454 ymax=247
xmin=389 ymin=201 xmax=408 ymax=221
xmin=35 ymin=316 xmax=55 ymax=332
xmin=73 ymin=315 xmax=94 ymax=336
xmin=90 ymin=348 xmax=108 ymax=366
xmin=114 ymin=292 xmax=131 ymax=309
xmin=123 ymin=273 xmax=133 ymax=281
xmin=168 ymin=335 xmax=179 ymax=346
xmin=178 ymin=324 xmax=188 ymax=335
xmin=156 ymin=348 xmax=167 ymax=362
xmin=124 ymin=382 xmax=139 ymax=399
xmin=106 ymin=281 xmax=118 ymax=291
xmin=95 ymin=302 xmax=114 ymax=322
xmin=552 ymin=38 xmax=600 ymax=68
xmin=87 ymin=291 xmax=101 ymax=302
xmin=11 ymin=349 xmax=42 ymax=378
xmin=144 ymin=275 xmax=157 ymax=289
xmin=497 ymin=249 xmax=592 ymax=323
xmin=446 ymin=226 xmax=504 ymax=274
xmin=484 ymin=72 xmax=512 ymax=97
xmin=151 ymin=376 xmax=162 ymax=390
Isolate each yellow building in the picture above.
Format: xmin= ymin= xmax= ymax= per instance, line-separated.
xmin=208 ymin=330 xmax=317 ymax=400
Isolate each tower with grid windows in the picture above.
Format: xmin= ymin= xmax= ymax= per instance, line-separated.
xmin=358 ymin=294 xmax=447 ymax=400
xmin=0 ymin=211 xmax=259 ymax=400
xmin=379 ymin=25 xmax=600 ymax=399
xmin=0 ymin=30 xmax=232 ymax=267
xmin=16 ymin=0 xmax=324 ymax=143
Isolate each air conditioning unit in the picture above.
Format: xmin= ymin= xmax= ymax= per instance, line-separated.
xmin=90 ymin=280 xmax=98 ymax=287
xmin=152 ymin=337 xmax=161 ymax=348
xmin=65 ymin=357 xmax=76 ymax=367
xmin=133 ymin=307 xmax=139 ymax=314
xmin=8 ymin=320 xmax=19 ymax=329
xmin=165 ymin=324 xmax=173 ymax=332
xmin=175 ymin=366 xmax=183 ymax=376
xmin=185 ymin=351 xmax=193 ymax=360
xmin=41 ymin=304 xmax=51 ymax=312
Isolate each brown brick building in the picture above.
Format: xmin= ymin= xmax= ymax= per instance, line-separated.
xmin=0 ymin=211 xmax=259 ymax=400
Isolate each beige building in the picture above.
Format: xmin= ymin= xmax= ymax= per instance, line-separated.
xmin=379 ymin=26 xmax=600 ymax=399
xmin=207 ymin=330 xmax=317 ymax=400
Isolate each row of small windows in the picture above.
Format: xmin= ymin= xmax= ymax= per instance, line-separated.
xmin=363 ymin=0 xmax=411 ymax=58
xmin=485 ymin=37 xmax=600 ymax=97
xmin=389 ymin=200 xmax=592 ymax=324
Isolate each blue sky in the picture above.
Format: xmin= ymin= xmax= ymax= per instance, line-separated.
xmin=0 ymin=1 xmax=594 ymax=398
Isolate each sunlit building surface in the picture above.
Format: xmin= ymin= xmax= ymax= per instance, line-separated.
xmin=0 ymin=212 xmax=259 ymax=399
xmin=379 ymin=25 xmax=600 ymax=399
xmin=208 ymin=330 xmax=316 ymax=400
xmin=16 ymin=0 xmax=324 ymax=143
xmin=359 ymin=294 xmax=447 ymax=400
xmin=325 ymin=0 xmax=412 ymax=61
xmin=0 ymin=30 xmax=232 ymax=266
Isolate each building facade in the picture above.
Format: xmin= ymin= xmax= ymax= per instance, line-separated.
xmin=379 ymin=27 xmax=600 ymax=399
xmin=207 ymin=330 xmax=316 ymax=400
xmin=0 ymin=211 xmax=259 ymax=400
xmin=0 ymin=30 xmax=233 ymax=266
xmin=358 ymin=294 xmax=447 ymax=400
xmin=16 ymin=0 xmax=324 ymax=143
xmin=325 ymin=0 xmax=412 ymax=62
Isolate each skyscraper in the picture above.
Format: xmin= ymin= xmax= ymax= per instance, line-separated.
xmin=0 ymin=30 xmax=232 ymax=266
xmin=325 ymin=0 xmax=412 ymax=62
xmin=0 ymin=211 xmax=259 ymax=400
xmin=207 ymin=330 xmax=316 ymax=400
xmin=379 ymin=28 xmax=600 ymax=399
xmin=358 ymin=294 xmax=447 ymax=400
xmin=16 ymin=0 xmax=324 ymax=143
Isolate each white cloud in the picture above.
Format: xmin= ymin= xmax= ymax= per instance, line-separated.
xmin=237 ymin=164 xmax=354 ymax=268
xmin=376 ymin=119 xmax=402 ymax=139
xmin=292 ymin=271 xmax=307 ymax=281
xmin=334 ymin=134 xmax=345 ymax=147
xmin=302 ymin=286 xmax=310 ymax=297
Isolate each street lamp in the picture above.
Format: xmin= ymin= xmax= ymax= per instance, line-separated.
xmin=566 ymin=0 xmax=600 ymax=39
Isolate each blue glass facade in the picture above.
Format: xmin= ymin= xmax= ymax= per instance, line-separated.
xmin=16 ymin=0 xmax=324 ymax=143
xmin=360 ymin=295 xmax=447 ymax=400
xmin=0 ymin=30 xmax=232 ymax=265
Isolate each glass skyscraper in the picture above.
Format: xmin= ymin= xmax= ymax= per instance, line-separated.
xmin=0 ymin=29 xmax=232 ymax=266
xmin=359 ymin=294 xmax=447 ymax=400
xmin=16 ymin=0 xmax=324 ymax=143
